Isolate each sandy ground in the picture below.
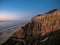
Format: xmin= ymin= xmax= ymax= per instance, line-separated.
xmin=0 ymin=26 xmax=21 ymax=45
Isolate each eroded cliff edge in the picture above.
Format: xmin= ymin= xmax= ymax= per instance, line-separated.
xmin=2 ymin=9 xmax=60 ymax=45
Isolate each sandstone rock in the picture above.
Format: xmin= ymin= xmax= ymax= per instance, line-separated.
xmin=2 ymin=9 xmax=60 ymax=45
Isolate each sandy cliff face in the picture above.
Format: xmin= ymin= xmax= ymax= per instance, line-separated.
xmin=2 ymin=9 xmax=60 ymax=45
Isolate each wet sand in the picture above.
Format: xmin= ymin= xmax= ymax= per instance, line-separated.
xmin=0 ymin=26 xmax=21 ymax=45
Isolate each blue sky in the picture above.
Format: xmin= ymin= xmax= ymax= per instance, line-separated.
xmin=0 ymin=0 xmax=60 ymax=21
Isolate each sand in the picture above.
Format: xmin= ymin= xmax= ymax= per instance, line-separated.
xmin=0 ymin=26 xmax=21 ymax=45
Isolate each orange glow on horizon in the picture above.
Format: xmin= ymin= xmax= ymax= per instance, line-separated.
xmin=0 ymin=12 xmax=19 ymax=21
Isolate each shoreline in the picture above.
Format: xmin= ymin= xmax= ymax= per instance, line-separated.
xmin=0 ymin=21 xmax=29 ymax=45
xmin=0 ymin=25 xmax=21 ymax=45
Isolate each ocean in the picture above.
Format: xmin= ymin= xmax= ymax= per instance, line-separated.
xmin=0 ymin=21 xmax=27 ymax=31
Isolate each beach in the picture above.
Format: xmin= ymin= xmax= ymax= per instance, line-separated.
xmin=0 ymin=26 xmax=21 ymax=45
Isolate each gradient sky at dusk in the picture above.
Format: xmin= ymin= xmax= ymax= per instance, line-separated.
xmin=0 ymin=0 xmax=60 ymax=21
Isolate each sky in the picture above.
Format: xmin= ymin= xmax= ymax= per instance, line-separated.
xmin=0 ymin=0 xmax=60 ymax=21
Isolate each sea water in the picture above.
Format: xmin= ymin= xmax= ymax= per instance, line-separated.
xmin=0 ymin=21 xmax=27 ymax=31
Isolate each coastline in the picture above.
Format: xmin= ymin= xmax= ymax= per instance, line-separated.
xmin=0 ymin=21 xmax=29 ymax=45
xmin=0 ymin=25 xmax=21 ymax=45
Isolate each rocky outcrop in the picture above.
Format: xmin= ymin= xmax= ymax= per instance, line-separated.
xmin=2 ymin=9 xmax=60 ymax=45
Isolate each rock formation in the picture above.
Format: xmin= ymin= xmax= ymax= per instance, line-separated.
xmin=2 ymin=9 xmax=60 ymax=45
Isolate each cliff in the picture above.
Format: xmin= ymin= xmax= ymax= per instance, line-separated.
xmin=2 ymin=9 xmax=60 ymax=45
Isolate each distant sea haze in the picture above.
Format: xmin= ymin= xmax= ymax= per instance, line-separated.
xmin=0 ymin=21 xmax=27 ymax=31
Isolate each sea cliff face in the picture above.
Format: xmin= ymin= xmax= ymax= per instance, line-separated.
xmin=2 ymin=9 xmax=60 ymax=45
